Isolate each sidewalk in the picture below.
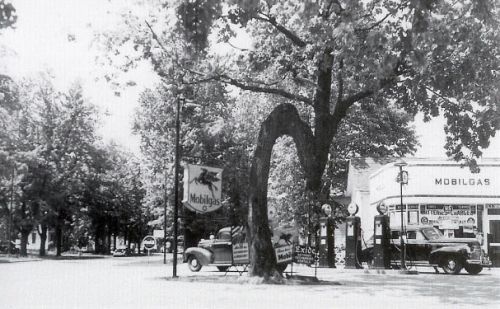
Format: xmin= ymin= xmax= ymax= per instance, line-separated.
xmin=0 ymin=254 xmax=42 ymax=263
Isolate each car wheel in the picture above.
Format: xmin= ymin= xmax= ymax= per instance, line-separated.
xmin=464 ymin=264 xmax=483 ymax=275
xmin=187 ymin=255 xmax=202 ymax=272
xmin=217 ymin=266 xmax=229 ymax=272
xmin=441 ymin=256 xmax=463 ymax=274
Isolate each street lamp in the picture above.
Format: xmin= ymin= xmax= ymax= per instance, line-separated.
xmin=394 ymin=160 xmax=408 ymax=271
xmin=172 ymin=94 xmax=183 ymax=278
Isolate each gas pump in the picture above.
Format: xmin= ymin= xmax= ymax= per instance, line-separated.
xmin=318 ymin=204 xmax=335 ymax=268
xmin=345 ymin=203 xmax=362 ymax=269
xmin=373 ymin=203 xmax=390 ymax=269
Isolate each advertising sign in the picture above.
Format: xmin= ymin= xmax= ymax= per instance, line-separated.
xmin=293 ymin=245 xmax=316 ymax=265
xmin=153 ymin=229 xmax=164 ymax=238
xmin=232 ymin=242 xmax=249 ymax=265
xmin=275 ymin=244 xmax=293 ymax=264
xmin=183 ymin=164 xmax=223 ymax=213
xmin=420 ymin=205 xmax=477 ymax=228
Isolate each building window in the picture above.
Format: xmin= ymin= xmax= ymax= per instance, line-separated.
xmin=32 ymin=232 xmax=37 ymax=244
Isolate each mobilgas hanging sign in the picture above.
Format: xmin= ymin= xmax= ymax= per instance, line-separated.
xmin=183 ymin=164 xmax=223 ymax=213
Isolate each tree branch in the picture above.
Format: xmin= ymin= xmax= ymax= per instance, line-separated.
xmin=219 ymin=74 xmax=313 ymax=105
xmin=254 ymin=13 xmax=307 ymax=47
xmin=334 ymin=60 xmax=405 ymax=120
xmin=355 ymin=11 xmax=393 ymax=32
xmin=337 ymin=58 xmax=344 ymax=103
xmin=183 ymin=71 xmax=313 ymax=105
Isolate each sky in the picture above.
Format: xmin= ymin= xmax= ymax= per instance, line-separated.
xmin=1 ymin=0 xmax=499 ymax=158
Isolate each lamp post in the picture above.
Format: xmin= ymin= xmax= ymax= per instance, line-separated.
xmin=394 ymin=160 xmax=408 ymax=270
xmin=172 ymin=94 xmax=183 ymax=278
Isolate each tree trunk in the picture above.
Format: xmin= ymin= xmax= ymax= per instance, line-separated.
xmin=106 ymin=229 xmax=111 ymax=254
xmin=55 ymin=225 xmax=62 ymax=256
xmin=20 ymin=228 xmax=30 ymax=257
xmin=39 ymin=224 xmax=47 ymax=256
xmin=248 ymin=103 xmax=322 ymax=279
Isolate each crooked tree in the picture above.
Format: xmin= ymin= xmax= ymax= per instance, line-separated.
xmin=98 ymin=0 xmax=500 ymax=279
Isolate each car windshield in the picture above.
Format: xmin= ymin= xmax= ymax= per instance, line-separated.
xmin=421 ymin=227 xmax=443 ymax=240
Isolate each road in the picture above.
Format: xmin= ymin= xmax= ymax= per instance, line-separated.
xmin=1 ymin=254 xmax=499 ymax=309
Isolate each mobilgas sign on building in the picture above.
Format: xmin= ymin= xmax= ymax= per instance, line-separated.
xmin=183 ymin=164 xmax=223 ymax=213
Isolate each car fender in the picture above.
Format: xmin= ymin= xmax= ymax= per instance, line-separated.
xmin=429 ymin=245 xmax=468 ymax=264
xmin=184 ymin=247 xmax=213 ymax=266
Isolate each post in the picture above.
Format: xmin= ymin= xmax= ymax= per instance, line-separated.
xmin=163 ymin=168 xmax=167 ymax=264
xmin=399 ymin=167 xmax=405 ymax=269
xmin=172 ymin=95 xmax=183 ymax=278
xmin=7 ymin=166 xmax=14 ymax=258
xmin=394 ymin=160 xmax=407 ymax=271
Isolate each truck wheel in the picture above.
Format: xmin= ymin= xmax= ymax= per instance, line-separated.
xmin=464 ymin=264 xmax=483 ymax=275
xmin=217 ymin=266 xmax=229 ymax=272
xmin=187 ymin=255 xmax=202 ymax=272
xmin=441 ymin=256 xmax=463 ymax=274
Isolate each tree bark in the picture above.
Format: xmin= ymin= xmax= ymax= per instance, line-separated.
xmin=39 ymin=224 xmax=47 ymax=256
xmin=55 ymin=225 xmax=62 ymax=256
xmin=248 ymin=103 xmax=320 ymax=278
xmin=20 ymin=228 xmax=30 ymax=257
xmin=106 ymin=229 xmax=111 ymax=254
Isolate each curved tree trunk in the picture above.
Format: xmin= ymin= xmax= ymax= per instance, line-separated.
xmin=248 ymin=103 xmax=323 ymax=278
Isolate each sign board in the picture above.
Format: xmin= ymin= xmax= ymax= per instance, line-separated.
xmin=153 ymin=229 xmax=164 ymax=238
xmin=183 ymin=164 xmax=223 ymax=213
xmin=420 ymin=204 xmax=477 ymax=228
xmin=293 ymin=245 xmax=316 ymax=265
xmin=232 ymin=242 xmax=249 ymax=265
xmin=275 ymin=244 xmax=293 ymax=264
xmin=142 ymin=236 xmax=156 ymax=250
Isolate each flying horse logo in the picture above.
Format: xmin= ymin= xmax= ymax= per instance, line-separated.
xmin=189 ymin=168 xmax=220 ymax=199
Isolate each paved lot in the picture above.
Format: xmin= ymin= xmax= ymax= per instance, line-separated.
xmin=1 ymin=254 xmax=499 ymax=309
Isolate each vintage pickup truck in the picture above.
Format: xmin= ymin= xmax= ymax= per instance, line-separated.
xmin=361 ymin=225 xmax=491 ymax=274
xmin=183 ymin=227 xmax=289 ymax=272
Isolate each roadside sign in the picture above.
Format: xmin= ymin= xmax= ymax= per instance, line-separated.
xmin=183 ymin=164 xmax=223 ymax=213
xmin=153 ymin=229 xmax=164 ymax=238
xmin=232 ymin=242 xmax=249 ymax=264
xmin=143 ymin=236 xmax=156 ymax=250
xmin=275 ymin=244 xmax=293 ymax=263
xmin=293 ymin=245 xmax=316 ymax=265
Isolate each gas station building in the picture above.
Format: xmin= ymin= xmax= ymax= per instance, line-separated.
xmin=344 ymin=157 xmax=500 ymax=267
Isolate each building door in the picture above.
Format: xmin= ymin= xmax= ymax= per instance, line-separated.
xmin=488 ymin=220 xmax=500 ymax=267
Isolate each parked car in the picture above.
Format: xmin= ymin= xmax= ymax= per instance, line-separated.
xmin=0 ymin=240 xmax=19 ymax=255
xmin=113 ymin=247 xmax=131 ymax=257
xmin=183 ymin=227 xmax=289 ymax=273
xmin=361 ymin=225 xmax=490 ymax=275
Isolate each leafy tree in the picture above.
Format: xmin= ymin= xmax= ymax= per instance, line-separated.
xmin=98 ymin=0 xmax=500 ymax=279
xmin=0 ymin=0 xmax=16 ymax=30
